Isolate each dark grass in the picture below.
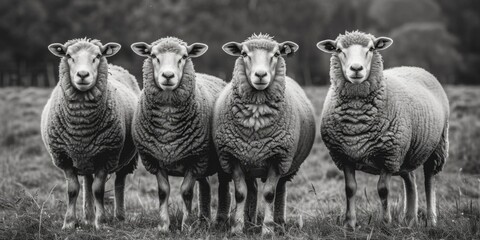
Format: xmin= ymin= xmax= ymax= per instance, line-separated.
xmin=0 ymin=86 xmax=479 ymax=239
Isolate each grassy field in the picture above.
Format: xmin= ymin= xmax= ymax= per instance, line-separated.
xmin=0 ymin=86 xmax=479 ymax=240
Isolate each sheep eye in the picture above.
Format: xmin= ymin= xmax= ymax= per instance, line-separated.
xmin=96 ymin=54 xmax=101 ymax=59
xmin=274 ymin=52 xmax=280 ymax=57
xmin=66 ymin=54 xmax=71 ymax=59
xmin=336 ymin=48 xmax=342 ymax=53
xmin=182 ymin=55 xmax=188 ymax=60
xmin=241 ymin=52 xmax=248 ymax=58
xmin=369 ymin=47 xmax=375 ymax=52
xmin=151 ymin=54 xmax=156 ymax=59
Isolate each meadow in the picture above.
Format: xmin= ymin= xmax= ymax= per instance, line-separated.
xmin=0 ymin=86 xmax=479 ymax=240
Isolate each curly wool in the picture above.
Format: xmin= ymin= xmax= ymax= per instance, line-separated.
xmin=133 ymin=56 xmax=226 ymax=177
xmin=41 ymin=51 xmax=140 ymax=175
xmin=213 ymin=55 xmax=316 ymax=177
xmin=320 ymin=32 xmax=449 ymax=175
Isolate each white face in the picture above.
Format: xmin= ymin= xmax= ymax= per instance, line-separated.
xmin=222 ymin=40 xmax=299 ymax=90
xmin=317 ymin=36 xmax=393 ymax=84
xmin=65 ymin=45 xmax=102 ymax=91
xmin=131 ymin=41 xmax=208 ymax=91
xmin=150 ymin=46 xmax=188 ymax=91
xmin=241 ymin=46 xmax=280 ymax=90
xmin=336 ymin=42 xmax=375 ymax=84
xmin=48 ymin=41 xmax=121 ymax=91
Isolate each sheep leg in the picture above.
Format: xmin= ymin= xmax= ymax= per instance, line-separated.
xmin=92 ymin=169 xmax=108 ymax=230
xmin=62 ymin=168 xmax=80 ymax=230
xmin=244 ymin=178 xmax=258 ymax=226
xmin=274 ymin=177 xmax=287 ymax=225
xmin=83 ymin=174 xmax=95 ymax=225
xmin=180 ymin=170 xmax=196 ymax=231
xmin=215 ymin=172 xmax=231 ymax=225
xmin=231 ymin=162 xmax=247 ymax=234
xmin=197 ymin=177 xmax=211 ymax=221
xmin=114 ymin=171 xmax=128 ymax=221
xmin=156 ymin=169 xmax=170 ymax=232
xmin=424 ymin=168 xmax=437 ymax=227
xmin=261 ymin=165 xmax=281 ymax=236
xmin=343 ymin=165 xmax=357 ymax=230
xmin=400 ymin=172 xmax=418 ymax=226
xmin=377 ymin=171 xmax=392 ymax=224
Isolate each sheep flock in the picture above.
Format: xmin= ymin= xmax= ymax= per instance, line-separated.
xmin=42 ymin=31 xmax=449 ymax=235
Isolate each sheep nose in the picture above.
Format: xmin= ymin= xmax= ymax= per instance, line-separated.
xmin=350 ymin=64 xmax=363 ymax=72
xmin=77 ymin=71 xmax=90 ymax=79
xmin=255 ymin=70 xmax=267 ymax=79
xmin=162 ymin=71 xmax=175 ymax=80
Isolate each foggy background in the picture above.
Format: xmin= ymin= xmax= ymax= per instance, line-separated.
xmin=0 ymin=0 xmax=478 ymax=87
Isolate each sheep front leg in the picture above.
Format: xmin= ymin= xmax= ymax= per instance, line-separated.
xmin=377 ymin=171 xmax=392 ymax=224
xmin=92 ymin=169 xmax=108 ymax=230
xmin=400 ymin=172 xmax=418 ymax=226
xmin=231 ymin=162 xmax=247 ymax=234
xmin=63 ymin=168 xmax=80 ymax=230
xmin=114 ymin=171 xmax=128 ymax=221
xmin=83 ymin=174 xmax=95 ymax=225
xmin=156 ymin=169 xmax=170 ymax=232
xmin=180 ymin=169 xmax=195 ymax=231
xmin=261 ymin=165 xmax=281 ymax=236
xmin=424 ymin=169 xmax=437 ymax=227
xmin=215 ymin=172 xmax=231 ymax=225
xmin=343 ymin=165 xmax=357 ymax=230
xmin=197 ymin=177 xmax=211 ymax=221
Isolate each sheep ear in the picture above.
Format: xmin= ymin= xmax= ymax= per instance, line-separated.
xmin=222 ymin=42 xmax=243 ymax=56
xmin=316 ymin=40 xmax=337 ymax=54
xmin=101 ymin=42 xmax=121 ymax=57
xmin=279 ymin=41 xmax=299 ymax=56
xmin=48 ymin=43 xmax=67 ymax=57
xmin=373 ymin=37 xmax=393 ymax=51
xmin=131 ymin=42 xmax=152 ymax=57
xmin=187 ymin=43 xmax=208 ymax=58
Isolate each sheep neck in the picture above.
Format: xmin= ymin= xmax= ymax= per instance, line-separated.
xmin=58 ymin=58 xmax=110 ymax=126
xmin=230 ymin=57 xmax=286 ymax=131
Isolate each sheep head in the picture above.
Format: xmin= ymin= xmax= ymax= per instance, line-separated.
xmin=48 ymin=38 xmax=121 ymax=91
xmin=131 ymin=37 xmax=208 ymax=91
xmin=222 ymin=33 xmax=298 ymax=91
xmin=317 ymin=31 xmax=392 ymax=84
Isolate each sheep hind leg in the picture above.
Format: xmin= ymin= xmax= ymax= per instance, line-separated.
xmin=400 ymin=172 xmax=418 ymax=226
xmin=63 ymin=168 xmax=80 ymax=230
xmin=231 ymin=162 xmax=247 ymax=234
xmin=83 ymin=174 xmax=95 ymax=225
xmin=156 ymin=169 xmax=170 ymax=232
xmin=197 ymin=177 xmax=211 ymax=221
xmin=215 ymin=172 xmax=231 ymax=225
xmin=244 ymin=178 xmax=258 ymax=228
xmin=180 ymin=170 xmax=195 ymax=231
xmin=343 ymin=165 xmax=357 ymax=230
xmin=377 ymin=171 xmax=392 ymax=224
xmin=273 ymin=177 xmax=287 ymax=226
xmin=92 ymin=169 xmax=108 ymax=230
xmin=423 ymin=129 xmax=447 ymax=227
xmin=114 ymin=171 xmax=127 ymax=221
xmin=261 ymin=165 xmax=281 ymax=236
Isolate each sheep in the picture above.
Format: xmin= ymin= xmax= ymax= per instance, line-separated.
xmin=130 ymin=37 xmax=229 ymax=232
xmin=42 ymin=38 xmax=140 ymax=230
xmin=215 ymin=33 xmax=316 ymax=235
xmin=316 ymin=30 xmax=449 ymax=229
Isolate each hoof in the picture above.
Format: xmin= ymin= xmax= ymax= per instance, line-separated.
xmin=62 ymin=221 xmax=77 ymax=230
xmin=382 ymin=214 xmax=392 ymax=224
xmin=261 ymin=224 xmax=274 ymax=236
xmin=426 ymin=218 xmax=437 ymax=228
xmin=158 ymin=224 xmax=170 ymax=233
xmin=404 ymin=214 xmax=418 ymax=227
xmin=230 ymin=221 xmax=244 ymax=235
xmin=343 ymin=219 xmax=358 ymax=231
xmin=115 ymin=212 xmax=125 ymax=221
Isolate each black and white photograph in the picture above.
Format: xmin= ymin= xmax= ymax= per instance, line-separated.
xmin=0 ymin=0 xmax=479 ymax=239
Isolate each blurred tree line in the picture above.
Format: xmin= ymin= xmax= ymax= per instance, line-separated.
xmin=0 ymin=0 xmax=478 ymax=87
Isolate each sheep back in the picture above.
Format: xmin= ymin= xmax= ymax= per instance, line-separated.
xmin=41 ymin=59 xmax=139 ymax=175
